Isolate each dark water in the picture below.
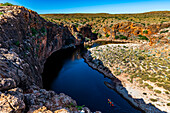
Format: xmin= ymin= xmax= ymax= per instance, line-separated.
xmin=42 ymin=46 xmax=142 ymax=113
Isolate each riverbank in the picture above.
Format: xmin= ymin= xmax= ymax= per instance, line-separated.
xmin=84 ymin=38 xmax=144 ymax=47
xmin=83 ymin=43 xmax=169 ymax=113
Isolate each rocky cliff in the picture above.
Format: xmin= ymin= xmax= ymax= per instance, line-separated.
xmin=0 ymin=6 xmax=96 ymax=112
xmin=101 ymin=21 xmax=170 ymax=39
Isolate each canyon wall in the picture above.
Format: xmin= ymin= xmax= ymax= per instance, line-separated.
xmin=101 ymin=21 xmax=170 ymax=38
xmin=0 ymin=6 xmax=95 ymax=112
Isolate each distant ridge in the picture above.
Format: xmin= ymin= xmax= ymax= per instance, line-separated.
xmin=40 ymin=11 xmax=170 ymax=15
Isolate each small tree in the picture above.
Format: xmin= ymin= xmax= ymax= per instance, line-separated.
xmin=115 ymin=35 xmax=119 ymax=39
xmin=0 ymin=12 xmax=3 ymax=15
xmin=106 ymin=33 xmax=110 ymax=38
xmin=143 ymin=30 xmax=148 ymax=34
xmin=120 ymin=35 xmax=128 ymax=40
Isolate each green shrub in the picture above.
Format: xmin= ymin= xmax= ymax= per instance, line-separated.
xmin=141 ymin=23 xmax=145 ymax=26
xmin=167 ymin=103 xmax=170 ymax=106
xmin=154 ymin=90 xmax=161 ymax=94
xmin=138 ymin=56 xmax=145 ymax=60
xmin=115 ymin=35 xmax=119 ymax=39
xmin=156 ymin=83 xmax=163 ymax=87
xmin=141 ymin=75 xmax=149 ymax=81
xmin=119 ymin=35 xmax=128 ymax=40
xmin=148 ymin=85 xmax=153 ymax=90
xmin=138 ymin=35 xmax=149 ymax=40
xmin=75 ymin=24 xmax=79 ymax=28
xmin=144 ymin=83 xmax=153 ymax=90
xmin=97 ymin=33 xmax=102 ymax=38
xmin=138 ymin=79 xmax=143 ymax=84
xmin=160 ymin=30 xmax=169 ymax=34
xmin=0 ymin=12 xmax=3 ymax=15
xmin=149 ymin=77 xmax=157 ymax=82
xmin=143 ymin=30 xmax=148 ymax=34
xmin=76 ymin=105 xmax=85 ymax=110
xmin=162 ymin=84 xmax=170 ymax=91
xmin=150 ymin=98 xmax=157 ymax=102
xmin=15 ymin=41 xmax=20 ymax=46
xmin=85 ymin=37 xmax=91 ymax=41
xmin=165 ymin=91 xmax=169 ymax=94
xmin=31 ymin=28 xmax=38 ymax=36
xmin=40 ymin=27 xmax=46 ymax=33
xmin=1 ymin=2 xmax=14 ymax=6
xmin=161 ymin=21 xmax=167 ymax=23
xmin=106 ymin=33 xmax=110 ymax=38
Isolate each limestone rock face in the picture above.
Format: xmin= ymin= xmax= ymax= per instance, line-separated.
xmin=0 ymin=6 xmax=96 ymax=113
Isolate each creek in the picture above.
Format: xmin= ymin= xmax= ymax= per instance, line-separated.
xmin=42 ymin=44 xmax=142 ymax=113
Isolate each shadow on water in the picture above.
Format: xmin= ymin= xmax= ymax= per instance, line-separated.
xmin=42 ymin=43 xmax=165 ymax=113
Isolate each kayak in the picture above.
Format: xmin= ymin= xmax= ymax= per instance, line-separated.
xmin=108 ymin=99 xmax=114 ymax=106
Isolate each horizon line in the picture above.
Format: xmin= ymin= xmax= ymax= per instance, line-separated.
xmin=39 ymin=10 xmax=170 ymax=15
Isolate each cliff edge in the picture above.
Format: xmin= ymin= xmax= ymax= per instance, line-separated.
xmin=0 ymin=6 xmax=96 ymax=113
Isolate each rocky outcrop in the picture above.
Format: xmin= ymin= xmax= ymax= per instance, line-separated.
xmin=0 ymin=6 xmax=97 ymax=112
xmin=101 ymin=21 xmax=170 ymax=39
xmin=0 ymin=87 xmax=85 ymax=113
xmin=78 ymin=24 xmax=97 ymax=40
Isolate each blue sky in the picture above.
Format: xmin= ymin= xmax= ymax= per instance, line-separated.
xmin=1 ymin=0 xmax=170 ymax=14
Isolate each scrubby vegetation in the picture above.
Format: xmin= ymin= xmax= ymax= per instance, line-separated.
xmin=41 ymin=11 xmax=170 ymax=26
xmin=143 ymin=30 xmax=148 ymax=34
xmin=138 ymin=35 xmax=149 ymax=41
xmin=154 ymin=90 xmax=161 ymax=94
xmin=160 ymin=30 xmax=169 ymax=34
xmin=0 ymin=2 xmax=14 ymax=6
xmin=89 ymin=44 xmax=170 ymax=91
xmin=40 ymin=11 xmax=170 ymax=40
xmin=0 ymin=12 xmax=3 ymax=15
xmin=167 ymin=103 xmax=170 ymax=106
xmin=150 ymin=98 xmax=158 ymax=102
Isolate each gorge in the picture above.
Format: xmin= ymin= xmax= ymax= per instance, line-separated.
xmin=0 ymin=5 xmax=169 ymax=113
xmin=42 ymin=46 xmax=142 ymax=113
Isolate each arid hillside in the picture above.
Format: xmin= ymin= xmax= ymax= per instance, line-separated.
xmin=41 ymin=11 xmax=170 ymax=44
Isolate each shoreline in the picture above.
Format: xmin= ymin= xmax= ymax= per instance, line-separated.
xmin=82 ymin=43 xmax=167 ymax=113
xmin=84 ymin=39 xmax=143 ymax=47
xmin=82 ymin=56 xmax=145 ymax=113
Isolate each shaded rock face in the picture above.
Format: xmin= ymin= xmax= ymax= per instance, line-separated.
xmin=78 ymin=24 xmax=97 ymax=40
xmin=0 ymin=6 xmax=89 ymax=88
xmin=0 ymin=6 xmax=96 ymax=112
xmin=0 ymin=6 xmax=77 ymax=89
